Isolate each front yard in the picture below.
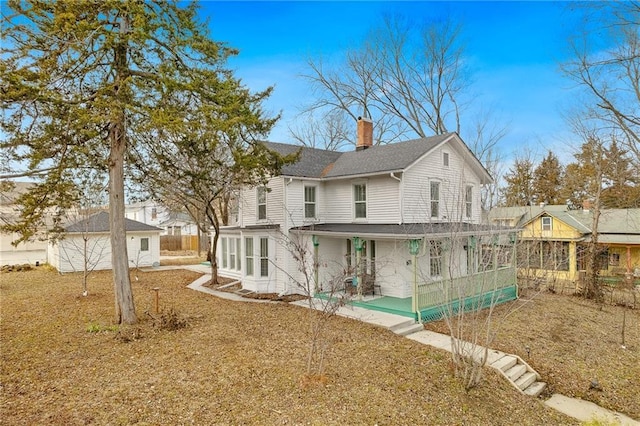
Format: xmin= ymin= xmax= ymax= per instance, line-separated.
xmin=1 ymin=267 xmax=636 ymax=424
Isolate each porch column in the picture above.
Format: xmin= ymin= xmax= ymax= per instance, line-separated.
xmin=353 ymin=237 xmax=363 ymax=299
xmin=312 ymin=235 xmax=319 ymax=293
xmin=569 ymin=242 xmax=577 ymax=282
xmin=409 ymin=239 xmax=420 ymax=314
xmin=627 ymin=246 xmax=632 ymax=275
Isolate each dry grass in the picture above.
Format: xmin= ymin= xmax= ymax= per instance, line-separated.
xmin=426 ymin=288 xmax=640 ymax=420
xmin=0 ymin=268 xmax=575 ymax=425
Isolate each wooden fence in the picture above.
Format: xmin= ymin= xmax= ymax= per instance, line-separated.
xmin=160 ymin=235 xmax=208 ymax=252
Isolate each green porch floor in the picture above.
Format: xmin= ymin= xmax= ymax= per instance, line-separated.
xmin=317 ymin=285 xmax=518 ymax=323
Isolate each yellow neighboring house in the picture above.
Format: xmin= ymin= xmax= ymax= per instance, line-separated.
xmin=489 ymin=205 xmax=640 ymax=284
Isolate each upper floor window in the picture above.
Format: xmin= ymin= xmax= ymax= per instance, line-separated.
xmin=151 ymin=207 xmax=157 ymax=220
xmin=304 ymin=186 xmax=316 ymax=219
xmin=541 ymin=216 xmax=552 ymax=231
xmin=354 ymin=184 xmax=367 ymax=219
xmin=430 ymin=181 xmax=440 ymax=218
xmin=257 ymin=186 xmax=267 ymax=220
xmin=443 ymin=152 xmax=450 ymax=167
xmin=465 ymin=185 xmax=473 ymax=218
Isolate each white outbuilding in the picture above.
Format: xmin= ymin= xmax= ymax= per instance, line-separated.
xmin=48 ymin=211 xmax=161 ymax=273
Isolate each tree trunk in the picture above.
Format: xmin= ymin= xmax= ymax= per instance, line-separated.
xmin=109 ymin=123 xmax=136 ymax=324
xmin=109 ymin=13 xmax=136 ymax=325
xmin=210 ymin=228 xmax=219 ymax=285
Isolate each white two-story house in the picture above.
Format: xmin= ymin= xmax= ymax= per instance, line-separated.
xmin=217 ymin=118 xmax=517 ymax=321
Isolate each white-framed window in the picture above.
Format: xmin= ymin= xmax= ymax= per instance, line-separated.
xmin=430 ymin=181 xmax=440 ymax=218
xmin=354 ymin=183 xmax=367 ymax=219
xmin=257 ymin=186 xmax=267 ymax=220
xmin=541 ymin=216 xmax=552 ymax=231
xmin=221 ymin=237 xmax=228 ymax=268
xmin=245 ymin=237 xmax=254 ymax=276
xmin=429 ymin=240 xmax=442 ymax=277
xmin=465 ymin=185 xmax=473 ymax=218
xmin=235 ymin=237 xmax=241 ymax=270
xmin=443 ymin=152 xmax=449 ymax=167
xmin=229 ymin=238 xmax=236 ymax=270
xmin=140 ymin=237 xmax=149 ymax=252
xmin=304 ymin=185 xmax=316 ymax=219
xmin=260 ymin=237 xmax=269 ymax=277
xmin=151 ymin=207 xmax=157 ymax=220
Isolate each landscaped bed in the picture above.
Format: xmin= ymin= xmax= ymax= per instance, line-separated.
xmin=0 ymin=268 xmax=623 ymax=424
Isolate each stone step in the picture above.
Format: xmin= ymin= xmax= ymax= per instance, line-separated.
xmin=515 ymin=371 xmax=538 ymax=390
xmin=524 ymin=381 xmax=546 ymax=398
xmin=393 ymin=323 xmax=425 ymax=336
xmin=491 ymin=355 xmax=517 ymax=372
xmin=389 ymin=319 xmax=420 ymax=333
xmin=505 ymin=363 xmax=528 ymax=381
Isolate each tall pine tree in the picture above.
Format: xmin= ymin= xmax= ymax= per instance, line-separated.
xmin=533 ymin=151 xmax=564 ymax=205
xmin=1 ymin=1 xmax=277 ymax=323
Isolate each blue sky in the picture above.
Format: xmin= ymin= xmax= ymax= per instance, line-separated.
xmin=200 ymin=1 xmax=588 ymax=164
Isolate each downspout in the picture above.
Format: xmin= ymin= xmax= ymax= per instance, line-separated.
xmin=283 ymin=177 xmax=293 ymax=294
xmin=390 ymin=173 xmax=403 ymax=224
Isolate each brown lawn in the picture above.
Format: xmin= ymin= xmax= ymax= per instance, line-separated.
xmin=0 ymin=268 xmax=624 ymax=424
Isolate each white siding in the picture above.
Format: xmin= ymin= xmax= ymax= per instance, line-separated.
xmin=52 ymin=231 xmax=160 ymax=273
xmin=240 ymin=177 xmax=286 ymax=227
xmin=403 ymin=142 xmax=483 ymax=224
xmin=0 ymin=232 xmax=48 ymax=266
xmin=323 ymin=175 xmax=400 ymax=223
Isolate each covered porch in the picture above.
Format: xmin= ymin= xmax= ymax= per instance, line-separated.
xmin=318 ymin=266 xmax=517 ymax=322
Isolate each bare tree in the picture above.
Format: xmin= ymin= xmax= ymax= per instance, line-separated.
xmin=296 ymin=13 xmax=507 ymax=183
xmin=272 ymin=220 xmax=351 ymax=384
xmin=563 ymin=2 xmax=640 ymax=167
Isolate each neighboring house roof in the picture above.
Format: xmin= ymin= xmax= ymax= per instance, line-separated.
xmin=263 ymin=132 xmax=492 ymax=182
xmin=159 ymin=212 xmax=195 ymax=227
xmin=290 ymin=222 xmax=511 ymax=239
xmin=488 ymin=205 xmax=569 ymax=226
xmin=499 ymin=205 xmax=640 ymax=244
xmin=65 ymin=211 xmax=162 ymax=233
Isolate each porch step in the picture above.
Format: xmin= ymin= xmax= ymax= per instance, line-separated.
xmin=392 ymin=323 xmax=425 ymax=336
xmin=389 ymin=319 xmax=420 ymax=333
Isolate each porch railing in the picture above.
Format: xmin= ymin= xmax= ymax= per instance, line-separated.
xmin=416 ymin=267 xmax=517 ymax=313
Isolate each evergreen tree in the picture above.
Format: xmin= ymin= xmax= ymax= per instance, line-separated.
xmin=1 ymin=1 xmax=273 ymax=323
xmin=533 ymin=151 xmax=564 ymax=205
xmin=500 ymin=157 xmax=535 ymax=206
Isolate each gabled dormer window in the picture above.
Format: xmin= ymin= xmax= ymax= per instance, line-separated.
xmin=257 ymin=186 xmax=267 ymax=220
xmin=354 ymin=184 xmax=367 ymax=219
xmin=430 ymin=181 xmax=440 ymax=218
xmin=304 ymin=185 xmax=316 ymax=219
xmin=541 ymin=216 xmax=552 ymax=231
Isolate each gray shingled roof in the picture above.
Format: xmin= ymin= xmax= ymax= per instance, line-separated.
xmin=325 ymin=134 xmax=453 ymax=178
xmin=65 ymin=211 xmax=162 ymax=233
xmin=262 ymin=142 xmax=342 ymax=178
xmin=263 ymin=133 xmax=454 ymax=179
xmin=290 ymin=222 xmax=510 ymax=238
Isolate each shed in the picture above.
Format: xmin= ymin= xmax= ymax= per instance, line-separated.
xmin=48 ymin=211 xmax=161 ymax=273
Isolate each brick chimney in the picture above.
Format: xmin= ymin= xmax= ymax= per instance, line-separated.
xmin=356 ymin=116 xmax=373 ymax=151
